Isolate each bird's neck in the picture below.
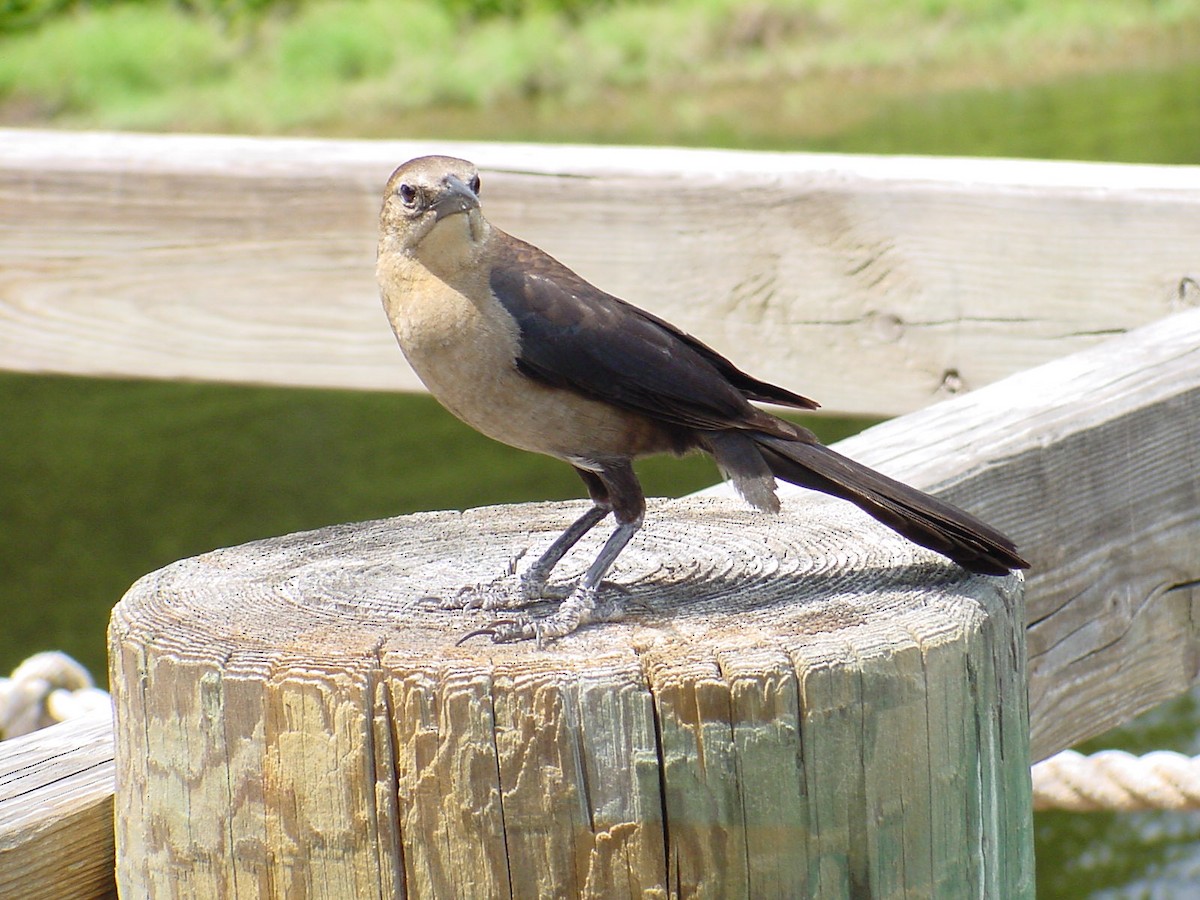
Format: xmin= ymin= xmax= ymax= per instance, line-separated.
xmin=377 ymin=213 xmax=500 ymax=348
xmin=409 ymin=212 xmax=490 ymax=283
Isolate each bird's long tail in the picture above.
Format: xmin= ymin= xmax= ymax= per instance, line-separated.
xmin=753 ymin=435 xmax=1028 ymax=575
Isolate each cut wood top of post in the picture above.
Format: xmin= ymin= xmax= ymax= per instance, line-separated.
xmin=108 ymin=493 xmax=1030 ymax=898
xmin=111 ymin=495 xmax=1019 ymax=666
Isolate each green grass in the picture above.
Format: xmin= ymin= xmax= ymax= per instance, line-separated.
xmin=0 ymin=5 xmax=231 ymax=120
xmin=3 ymin=0 xmax=1199 ymax=135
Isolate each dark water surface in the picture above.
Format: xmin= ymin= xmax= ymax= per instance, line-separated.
xmin=809 ymin=62 xmax=1200 ymax=164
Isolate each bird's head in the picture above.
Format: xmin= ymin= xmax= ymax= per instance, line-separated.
xmin=379 ymin=156 xmax=488 ymax=269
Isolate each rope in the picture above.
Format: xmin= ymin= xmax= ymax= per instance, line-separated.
xmin=1033 ymin=748 xmax=1200 ymax=811
xmin=0 ymin=651 xmax=111 ymax=740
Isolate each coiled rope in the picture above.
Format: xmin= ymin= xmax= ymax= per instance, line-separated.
xmin=0 ymin=651 xmax=111 ymax=740
xmin=1033 ymin=748 xmax=1200 ymax=811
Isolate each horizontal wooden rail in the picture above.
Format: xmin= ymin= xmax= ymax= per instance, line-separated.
xmin=3 ymin=129 xmax=1199 ymax=415
xmin=0 ymin=708 xmax=115 ymax=899
xmin=701 ymin=305 xmax=1200 ymax=760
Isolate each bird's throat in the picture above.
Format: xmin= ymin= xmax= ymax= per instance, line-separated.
xmin=414 ymin=210 xmax=487 ymax=280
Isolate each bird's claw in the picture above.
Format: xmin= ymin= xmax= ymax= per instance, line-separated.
xmin=417 ymin=577 xmax=526 ymax=612
xmin=502 ymin=547 xmax=528 ymax=577
xmin=422 ymin=566 xmax=573 ymax=613
xmin=455 ymin=616 xmax=539 ymax=646
xmin=455 ymin=584 xmax=601 ymax=646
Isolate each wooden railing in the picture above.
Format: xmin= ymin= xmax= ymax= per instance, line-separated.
xmin=2 ymin=129 xmax=1199 ymax=897
xmin=4 ymin=128 xmax=1198 ymax=412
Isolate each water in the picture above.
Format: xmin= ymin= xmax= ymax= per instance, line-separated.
xmin=407 ymin=60 xmax=1200 ymax=166
xmin=806 ymin=63 xmax=1200 ymax=164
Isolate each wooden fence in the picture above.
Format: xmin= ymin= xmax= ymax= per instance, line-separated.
xmin=4 ymin=128 xmax=1198 ymax=413
xmin=2 ymin=130 xmax=1199 ymax=897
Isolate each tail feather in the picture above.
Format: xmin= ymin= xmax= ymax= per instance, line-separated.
xmin=754 ymin=435 xmax=1028 ymax=575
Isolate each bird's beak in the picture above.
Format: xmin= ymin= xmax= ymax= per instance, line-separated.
xmin=432 ymin=175 xmax=480 ymax=221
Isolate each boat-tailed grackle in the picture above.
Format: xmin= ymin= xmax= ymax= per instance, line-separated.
xmin=376 ymin=155 xmax=1028 ymax=643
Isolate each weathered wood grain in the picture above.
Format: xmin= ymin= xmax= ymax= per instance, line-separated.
xmin=3 ymin=129 xmax=1198 ymax=414
xmin=702 ymin=306 xmax=1200 ymax=761
xmin=0 ymin=707 xmax=116 ymax=900
xmin=33 ymin=303 xmax=1189 ymax=897
xmin=109 ymin=497 xmax=1030 ymax=898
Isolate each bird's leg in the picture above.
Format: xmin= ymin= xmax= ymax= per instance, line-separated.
xmin=462 ymin=460 xmax=644 ymax=643
xmin=430 ymin=502 xmax=610 ymax=612
xmin=516 ymin=503 xmax=611 ymax=598
xmin=459 ymin=516 xmax=641 ymax=645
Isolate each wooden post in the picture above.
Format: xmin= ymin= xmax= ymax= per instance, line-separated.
xmin=109 ymin=495 xmax=1030 ymax=898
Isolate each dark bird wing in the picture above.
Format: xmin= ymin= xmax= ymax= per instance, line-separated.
xmin=489 ymin=233 xmax=817 ymax=432
xmin=484 ymin=233 xmax=1029 ymax=576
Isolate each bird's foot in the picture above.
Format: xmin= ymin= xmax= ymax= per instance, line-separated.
xmin=421 ymin=551 xmax=569 ymax=613
xmin=457 ymin=584 xmax=600 ymax=646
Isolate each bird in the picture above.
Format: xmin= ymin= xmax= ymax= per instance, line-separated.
xmin=376 ymin=155 xmax=1028 ymax=643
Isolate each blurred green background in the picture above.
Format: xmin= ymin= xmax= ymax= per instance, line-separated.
xmin=3 ymin=0 xmax=1200 ymax=894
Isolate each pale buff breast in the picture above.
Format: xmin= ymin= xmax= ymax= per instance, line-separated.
xmin=378 ymin=254 xmax=671 ymax=462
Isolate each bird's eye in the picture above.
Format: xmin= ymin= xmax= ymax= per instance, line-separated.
xmin=469 ymin=174 xmax=481 ymax=195
xmin=398 ymin=183 xmax=418 ymax=207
